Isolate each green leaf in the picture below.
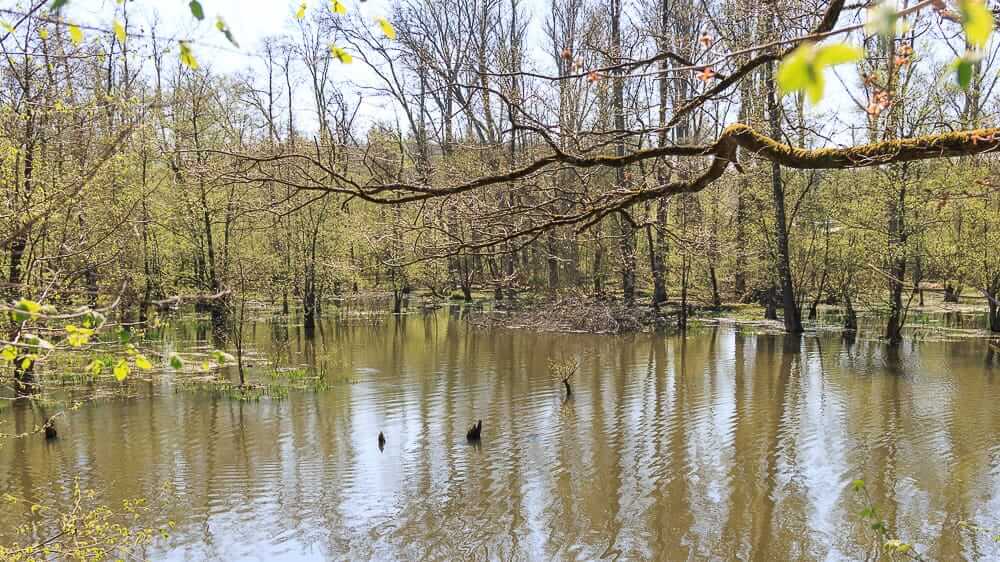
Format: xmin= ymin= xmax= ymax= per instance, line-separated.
xmin=50 ymin=0 xmax=69 ymax=12
xmin=38 ymin=27 xmax=49 ymax=40
xmin=65 ymin=324 xmax=94 ymax=347
xmin=113 ymin=20 xmax=126 ymax=43
xmin=12 ymin=298 xmax=42 ymax=322
xmin=960 ymin=0 xmax=994 ymax=49
xmin=954 ymin=57 xmax=974 ymax=89
xmin=86 ymin=359 xmax=103 ymax=376
xmin=216 ymin=17 xmax=239 ymax=47
xmin=80 ymin=308 xmax=106 ymax=329
xmin=805 ymin=71 xmax=825 ymax=105
xmin=375 ymin=17 xmax=396 ymax=40
xmin=331 ymin=0 xmax=347 ymax=15
xmin=777 ymin=42 xmax=861 ymax=104
xmin=212 ymin=350 xmax=236 ymax=364
xmin=296 ymin=2 xmax=307 ymax=20
xmin=1 ymin=345 xmax=16 ymax=362
xmin=1 ymin=20 xmax=15 ymax=33
xmin=179 ymin=41 xmax=199 ymax=70
xmin=135 ymin=354 xmax=153 ymax=370
xmin=814 ymin=44 xmax=864 ymax=67
xmin=22 ymin=334 xmax=52 ymax=350
xmin=777 ymin=47 xmax=812 ymax=96
xmin=851 ymin=479 xmax=866 ymax=492
xmin=113 ymin=359 xmax=129 ymax=382
xmin=330 ymin=45 xmax=353 ymax=64
xmin=169 ymin=354 xmax=184 ymax=370
xmin=884 ymin=541 xmax=911 ymax=553
xmin=68 ymin=24 xmax=83 ymax=45
xmin=188 ymin=0 xmax=205 ymax=20
xmin=865 ymin=2 xmax=898 ymax=39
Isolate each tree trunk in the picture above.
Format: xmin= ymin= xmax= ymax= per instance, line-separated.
xmin=843 ymin=288 xmax=858 ymax=331
xmin=986 ymin=283 xmax=1000 ymax=332
xmin=9 ymin=108 xmax=34 ymax=295
xmin=303 ymin=263 xmax=317 ymax=330
xmin=943 ymin=282 xmax=960 ymax=303
xmin=884 ymin=175 xmax=907 ymax=345
xmin=593 ymin=223 xmax=605 ymax=298
xmin=765 ymin=285 xmax=778 ymax=320
xmin=679 ymin=254 xmax=690 ymax=329
xmin=618 ymin=212 xmax=636 ymax=306
xmin=546 ymin=231 xmax=559 ymax=290
xmin=611 ymin=0 xmax=635 ymax=306
xmin=13 ymin=358 xmax=35 ymax=397
xmin=765 ymin=57 xmax=803 ymax=333
xmin=392 ymin=289 xmax=403 ymax=314
xmin=650 ymin=0 xmax=670 ymax=307
xmin=10 ymin=92 xmax=35 ymax=395
xmin=734 ymin=178 xmax=748 ymax=301
xmin=191 ymin=99 xmax=227 ymax=337
xmin=651 ymin=200 xmax=669 ymax=305
xmin=460 ymin=256 xmax=474 ymax=302
xmin=303 ymin=226 xmax=320 ymax=332
xmin=708 ymin=265 xmax=722 ymax=309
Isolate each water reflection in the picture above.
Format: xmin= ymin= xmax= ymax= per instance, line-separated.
xmin=2 ymin=313 xmax=999 ymax=560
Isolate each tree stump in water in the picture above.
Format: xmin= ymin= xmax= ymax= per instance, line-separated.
xmin=466 ymin=420 xmax=482 ymax=442
xmin=13 ymin=355 xmax=36 ymax=397
xmin=943 ymin=283 xmax=960 ymax=303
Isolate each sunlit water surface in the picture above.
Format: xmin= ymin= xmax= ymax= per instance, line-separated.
xmin=3 ymin=310 xmax=1000 ymax=560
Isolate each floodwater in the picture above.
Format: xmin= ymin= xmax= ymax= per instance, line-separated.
xmin=2 ymin=310 xmax=1000 ymax=560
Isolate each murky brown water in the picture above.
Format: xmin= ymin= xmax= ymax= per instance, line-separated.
xmin=3 ymin=311 xmax=1000 ymax=560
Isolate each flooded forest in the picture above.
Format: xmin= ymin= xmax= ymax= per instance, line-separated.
xmin=2 ymin=0 xmax=1000 ymax=559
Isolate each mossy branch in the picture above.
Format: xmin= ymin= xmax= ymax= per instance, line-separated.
xmin=722 ymin=124 xmax=1000 ymax=169
xmin=224 ymin=122 xmax=1000 ymax=250
xmin=570 ymin=124 xmax=1000 ymax=231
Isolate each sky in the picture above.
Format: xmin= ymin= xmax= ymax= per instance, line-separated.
xmin=28 ymin=0 xmax=558 ymax=133
xmin=11 ymin=0 xmax=403 ymax=131
xmin=4 ymin=0 xmax=923 ymax=144
xmin=58 ymin=0 xmax=393 ymax=71
xmin=43 ymin=0 xmax=559 ymax=76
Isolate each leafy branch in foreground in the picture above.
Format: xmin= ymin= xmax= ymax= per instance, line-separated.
xmin=0 ymin=480 xmax=175 ymax=561
xmin=778 ymin=0 xmax=995 ymax=102
xmin=1 ymin=295 xmax=239 ymax=398
xmin=851 ymin=479 xmax=925 ymax=560
xmin=851 ymin=477 xmax=1000 ymax=558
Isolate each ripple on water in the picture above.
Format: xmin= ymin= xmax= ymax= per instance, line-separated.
xmin=3 ymin=316 xmax=1000 ymax=560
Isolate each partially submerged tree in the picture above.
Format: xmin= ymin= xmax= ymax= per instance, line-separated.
xmin=2 ymin=0 xmax=1000 ymax=349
